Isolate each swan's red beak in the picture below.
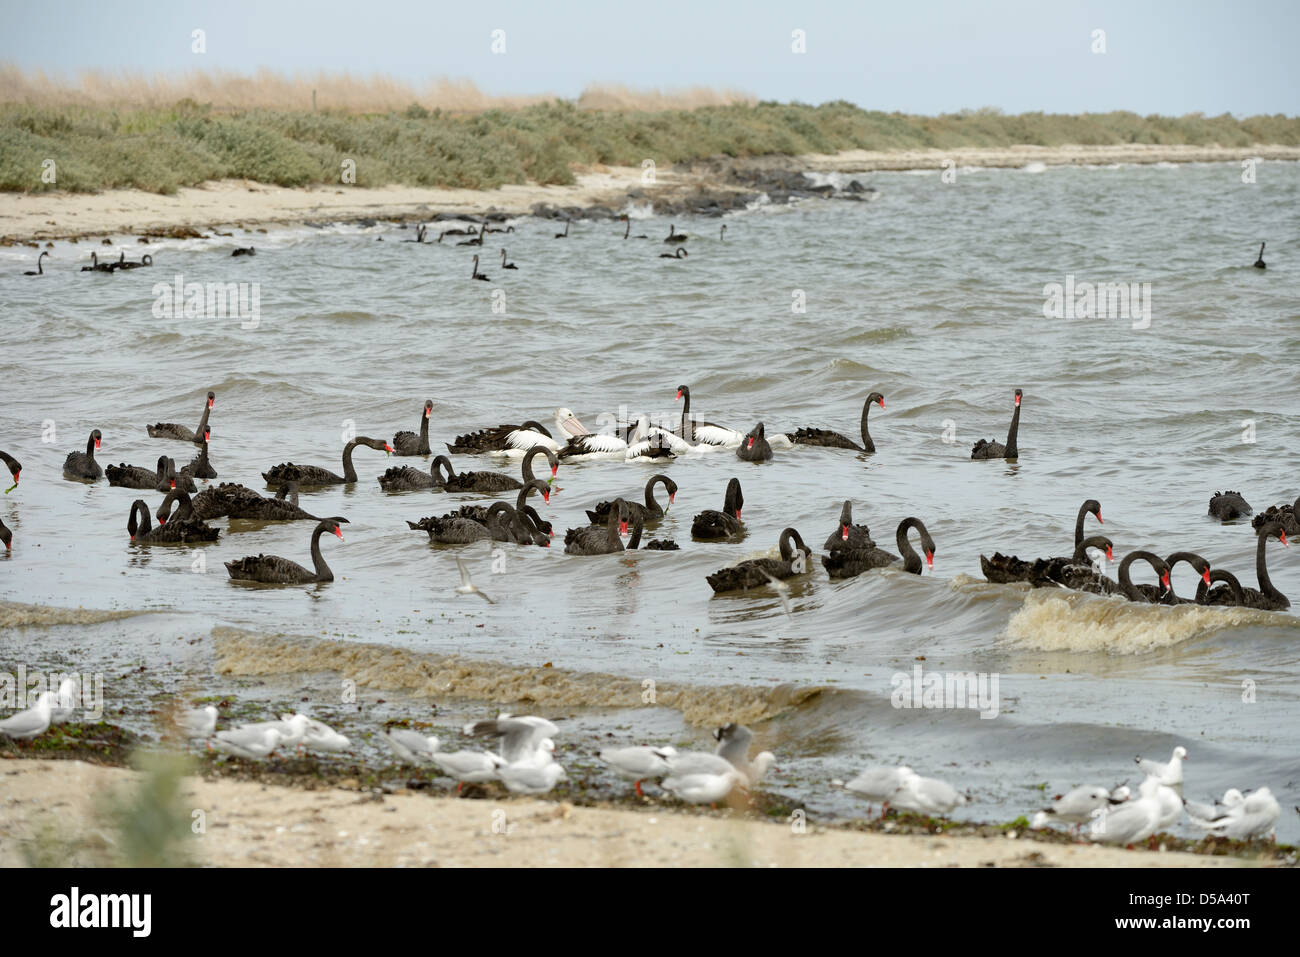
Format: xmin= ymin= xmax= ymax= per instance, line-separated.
xmin=878 ymin=397 xmax=885 ymax=409
xmin=1281 ymin=531 xmax=1289 ymax=546
xmin=668 ymin=492 xmax=676 ymax=504
xmin=675 ymin=389 xmax=682 ymax=401
xmin=169 ymin=479 xmax=175 ymax=489
xmin=384 ymin=444 xmax=394 ymax=453
xmin=1202 ymin=568 xmax=1212 ymax=585
xmin=551 ymin=464 xmax=558 ymax=477
xmin=1096 ymin=513 xmax=1103 ymax=523
xmin=619 ymin=520 xmax=628 ymax=536
xmin=925 ymin=550 xmax=934 ymax=569
xmin=207 ymin=398 xmax=214 ymax=408
xmin=542 ymin=490 xmax=550 ymax=504
xmin=334 ymin=526 xmax=344 ymax=540
xmin=424 ymin=408 xmax=431 ymax=418
xmin=735 ymin=508 xmax=742 ymax=522
xmin=1014 ymin=395 xmax=1021 ymax=406
xmin=158 ymin=516 xmax=165 ymax=525
xmin=1161 ymin=570 xmax=1171 ymax=591
xmin=841 ymin=525 xmax=849 ymax=541
xmin=94 ymin=438 xmax=101 ymax=449
xmin=1105 ymin=545 xmax=1114 ymax=560
xmin=204 ymin=428 xmax=211 ymax=441
xmin=746 ymin=437 xmax=754 ymax=449
xmin=13 ymin=471 xmax=18 ymax=484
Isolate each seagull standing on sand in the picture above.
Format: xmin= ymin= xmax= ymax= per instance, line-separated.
xmin=889 ymin=768 xmax=967 ymax=816
xmin=843 ymin=765 xmax=913 ymax=817
xmin=1089 ymin=777 xmax=1163 ymax=845
xmin=599 ymin=745 xmax=677 ymax=796
xmin=498 ymin=760 xmax=567 ymax=795
xmin=176 ymin=705 xmax=218 ymax=738
xmin=300 ymin=715 xmax=350 ymax=752
xmin=0 ymin=691 xmax=55 ymax=742
xmin=1135 ymin=746 xmax=1186 ymax=791
xmin=210 ymin=726 xmax=282 ymax=759
xmin=1030 ymin=786 xmax=1112 ymax=834
xmin=1205 ymin=787 xmax=1280 ymax=841
xmin=455 ymin=557 xmax=494 ymax=604
xmin=661 ymin=767 xmax=744 ymax=805
xmin=431 ymin=750 xmax=505 ymax=792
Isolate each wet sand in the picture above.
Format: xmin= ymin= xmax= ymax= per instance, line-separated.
xmin=3 ymin=144 xmax=1296 ymax=243
xmin=0 ymin=759 xmax=1258 ymax=867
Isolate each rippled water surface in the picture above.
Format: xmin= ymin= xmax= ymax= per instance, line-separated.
xmin=3 ymin=161 xmax=1299 ymax=837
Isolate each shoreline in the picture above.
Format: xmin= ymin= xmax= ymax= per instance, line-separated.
xmin=0 ymin=758 xmax=1263 ymax=868
xmin=3 ymin=143 xmax=1297 ymax=245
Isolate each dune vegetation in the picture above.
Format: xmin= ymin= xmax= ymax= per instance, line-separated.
xmin=2 ymin=98 xmax=1297 ymax=195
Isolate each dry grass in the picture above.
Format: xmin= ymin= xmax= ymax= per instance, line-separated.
xmin=0 ymin=65 xmax=755 ymax=114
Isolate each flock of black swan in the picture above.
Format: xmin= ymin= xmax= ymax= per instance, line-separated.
xmin=1 ymin=382 xmax=1293 ymax=609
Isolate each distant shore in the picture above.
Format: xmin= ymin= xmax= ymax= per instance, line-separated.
xmin=0 ymin=758 xmax=1258 ymax=868
xmin=2 ymin=144 xmax=1297 ymax=245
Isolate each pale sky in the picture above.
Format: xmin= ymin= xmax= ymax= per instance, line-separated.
xmin=2 ymin=0 xmax=1296 ymax=115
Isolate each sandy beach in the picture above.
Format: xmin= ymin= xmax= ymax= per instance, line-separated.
xmin=0 ymin=759 xmax=1267 ymax=868
xmin=3 ymin=144 xmax=1296 ymax=243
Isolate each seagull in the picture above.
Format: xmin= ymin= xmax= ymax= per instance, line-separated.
xmin=1135 ymin=746 xmax=1186 ymax=790
xmin=1186 ymin=789 xmax=1246 ymax=828
xmin=48 ymin=679 xmax=79 ymax=724
xmin=598 ymin=745 xmax=677 ymax=796
xmin=210 ymin=726 xmax=282 ymax=759
xmin=713 ymin=724 xmax=778 ymax=786
xmin=661 ymin=767 xmax=744 ymax=805
xmin=1151 ymin=778 xmax=1183 ymax=831
xmin=889 ymin=768 xmax=967 ymax=816
xmin=498 ymin=760 xmax=567 ymax=795
xmin=455 ymin=557 xmax=494 ymax=604
xmin=1204 ymin=787 xmax=1280 ymax=841
xmin=665 ymin=750 xmax=747 ymax=781
xmin=299 ymin=715 xmax=350 ymax=752
xmin=176 ymin=705 xmax=218 ymax=738
xmin=430 ymin=750 xmax=505 ymax=792
xmin=383 ymin=728 xmax=441 ymax=763
xmin=0 ymin=691 xmax=54 ymax=742
xmin=1089 ymin=777 xmax=1163 ymax=845
xmin=464 ymin=714 xmax=557 ymax=765
xmin=844 ymin=765 xmax=914 ymax=817
xmin=1031 ymin=786 xmax=1112 ymax=834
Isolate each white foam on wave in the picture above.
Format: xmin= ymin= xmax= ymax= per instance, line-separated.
xmin=1002 ymin=589 xmax=1299 ymax=654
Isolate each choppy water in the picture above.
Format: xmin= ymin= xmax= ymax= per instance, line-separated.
xmin=3 ymin=160 xmax=1299 ymax=839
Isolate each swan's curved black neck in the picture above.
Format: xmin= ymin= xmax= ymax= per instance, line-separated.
xmin=1005 ymin=392 xmax=1022 ymax=458
xmin=310 ymin=522 xmax=335 ymax=582
xmin=896 ymin=517 xmax=933 ymax=573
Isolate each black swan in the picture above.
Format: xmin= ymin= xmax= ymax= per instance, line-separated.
xmin=554 ymin=220 xmax=570 ymax=239
xmin=970 ymin=388 xmax=1022 ymax=460
xmin=659 ymin=248 xmax=687 ymax=260
xmin=80 ymin=252 xmax=116 ymax=273
xmin=181 ymin=439 xmax=217 ymax=480
xmin=148 ymin=391 xmax=214 ymax=443
xmin=0 ymin=450 xmax=20 ymax=492
xmin=453 ymin=500 xmax=553 ymax=539
xmin=690 ymin=477 xmax=744 ymax=540
xmin=823 ymin=500 xmax=876 ymax=551
xmin=22 ymin=251 xmax=48 ymax=275
xmin=736 ymin=422 xmax=773 ymax=462
xmin=107 ymin=454 xmax=172 ymax=491
xmin=1036 ymin=536 xmax=1118 ymax=593
xmin=401 ymin=225 xmax=427 ymax=243
xmin=1208 ymin=490 xmax=1252 ymax=522
xmin=62 ymin=430 xmax=103 ymax=480
xmin=231 ymin=247 xmax=255 ymax=257
xmin=822 ymin=517 xmax=935 ymax=579
xmin=439 ymin=447 xmax=557 ymax=493
xmin=1196 ymin=569 xmax=1247 ymax=606
xmin=1254 ymin=242 xmax=1266 ymax=269
xmin=627 ymin=516 xmax=678 ymax=550
xmin=129 ymin=496 xmax=219 ymax=544
xmin=186 ymin=482 xmax=263 ymax=521
xmin=457 ymin=225 xmax=486 ymax=246
xmin=227 ymin=482 xmax=323 ymax=522
xmin=470 ymin=254 xmax=490 ymax=281
xmin=263 ymin=436 xmax=393 ymax=487
xmin=620 ymin=216 xmax=648 ymax=240
xmin=1117 ymin=551 xmax=1171 ymax=603
xmin=392 ymin=400 xmax=434 ymax=456
xmin=1161 ymin=552 xmax=1213 ymax=604
xmin=981 ymin=499 xmax=1103 ymax=584
xmin=0 ymin=518 xmax=10 ymax=550
xmin=1238 ymin=522 xmax=1290 ymax=610
xmin=500 ymin=249 xmax=518 ymax=270
xmin=446 ymin=416 xmax=568 ymax=454
xmin=225 ymin=519 xmax=349 ymax=584
xmin=408 ymin=502 xmax=513 ymax=545
xmin=587 ymin=474 xmax=677 ymax=525
xmin=787 ymin=393 xmax=885 ymax=452
xmin=1251 ymin=495 xmax=1300 ymax=537
xmin=118 ymin=252 xmax=152 ymax=270
xmin=707 ymin=528 xmax=812 ymax=592
xmin=565 ymin=499 xmax=630 ymax=555
xmin=663 ymin=224 xmax=687 ymax=244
